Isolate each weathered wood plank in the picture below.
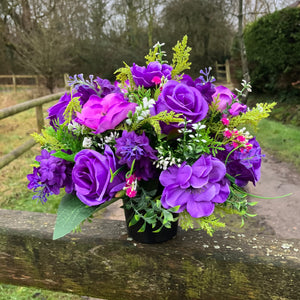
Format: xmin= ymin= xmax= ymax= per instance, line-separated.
xmin=0 ymin=92 xmax=64 ymax=120
xmin=0 ymin=139 xmax=36 ymax=170
xmin=0 ymin=209 xmax=299 ymax=300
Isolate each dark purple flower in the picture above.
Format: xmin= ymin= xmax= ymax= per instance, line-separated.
xmin=72 ymin=146 xmax=125 ymax=206
xmin=47 ymin=93 xmax=71 ymax=128
xmin=115 ymin=130 xmax=157 ymax=180
xmin=27 ymin=149 xmax=74 ymax=202
xmin=228 ymin=102 xmax=247 ymax=116
xmin=216 ymin=137 xmax=262 ymax=187
xmin=74 ymin=85 xmax=97 ymax=107
xmin=95 ymin=77 xmax=121 ymax=97
xmin=194 ymin=80 xmax=216 ymax=104
xmin=151 ymin=80 xmax=208 ymax=133
xmin=135 ymin=158 xmax=157 ymax=181
xmin=159 ymin=155 xmax=230 ymax=218
xmin=76 ymin=93 xmax=137 ymax=134
xmin=180 ymin=74 xmax=216 ymax=104
xmin=131 ymin=61 xmax=172 ymax=88
xmin=180 ymin=74 xmax=195 ymax=87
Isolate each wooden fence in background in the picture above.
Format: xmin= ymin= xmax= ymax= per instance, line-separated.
xmin=0 ymin=92 xmax=64 ymax=169
xmin=0 ymin=75 xmax=42 ymax=92
xmin=215 ymin=59 xmax=231 ymax=84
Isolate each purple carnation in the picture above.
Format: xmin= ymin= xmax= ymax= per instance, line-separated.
xmin=115 ymin=131 xmax=157 ymax=180
xmin=159 ymin=155 xmax=230 ymax=218
xmin=72 ymin=146 xmax=125 ymax=206
xmin=47 ymin=93 xmax=71 ymax=128
xmin=216 ymin=137 xmax=262 ymax=187
xmin=27 ymin=149 xmax=74 ymax=202
xmin=131 ymin=61 xmax=172 ymax=88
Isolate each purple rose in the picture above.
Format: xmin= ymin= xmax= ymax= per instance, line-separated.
xmin=152 ymin=80 xmax=208 ymax=132
xmin=72 ymin=146 xmax=125 ymax=206
xmin=228 ymin=102 xmax=247 ymax=116
xmin=159 ymin=155 xmax=230 ymax=218
xmin=216 ymin=137 xmax=262 ymax=187
xmin=131 ymin=61 xmax=172 ymax=88
xmin=212 ymin=85 xmax=247 ymax=116
xmin=47 ymin=93 xmax=71 ymax=128
xmin=76 ymin=93 xmax=137 ymax=134
xmin=212 ymin=86 xmax=237 ymax=111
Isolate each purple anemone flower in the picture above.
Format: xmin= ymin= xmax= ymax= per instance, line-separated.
xmin=159 ymin=155 xmax=230 ymax=218
xmin=216 ymin=137 xmax=262 ymax=187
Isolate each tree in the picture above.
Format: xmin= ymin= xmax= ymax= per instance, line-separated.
xmin=160 ymin=0 xmax=234 ymax=77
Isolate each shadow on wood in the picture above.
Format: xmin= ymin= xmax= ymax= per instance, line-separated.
xmin=0 ymin=209 xmax=299 ymax=300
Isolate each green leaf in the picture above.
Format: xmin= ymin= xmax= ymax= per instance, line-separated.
xmin=138 ymin=222 xmax=146 ymax=233
xmin=53 ymin=193 xmax=119 ymax=240
xmin=51 ymin=151 xmax=76 ymax=162
xmin=129 ymin=214 xmax=140 ymax=226
xmin=53 ymin=193 xmax=97 ymax=240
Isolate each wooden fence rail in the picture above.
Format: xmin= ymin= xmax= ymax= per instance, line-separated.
xmin=0 ymin=92 xmax=64 ymax=170
xmin=0 ymin=75 xmax=41 ymax=92
xmin=0 ymin=209 xmax=299 ymax=300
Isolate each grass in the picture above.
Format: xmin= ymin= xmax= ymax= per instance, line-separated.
xmin=256 ymin=119 xmax=300 ymax=172
xmin=0 ymin=284 xmax=82 ymax=300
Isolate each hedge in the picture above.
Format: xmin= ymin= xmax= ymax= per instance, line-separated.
xmin=244 ymin=8 xmax=300 ymax=97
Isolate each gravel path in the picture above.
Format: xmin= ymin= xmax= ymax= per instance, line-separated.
xmin=248 ymin=152 xmax=300 ymax=239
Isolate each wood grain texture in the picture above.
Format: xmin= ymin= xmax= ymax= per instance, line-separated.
xmin=0 ymin=209 xmax=299 ymax=300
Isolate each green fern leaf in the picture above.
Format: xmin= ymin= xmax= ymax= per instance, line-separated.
xmin=171 ymin=35 xmax=192 ymax=77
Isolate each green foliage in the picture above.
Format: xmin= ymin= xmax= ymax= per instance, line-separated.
xmin=31 ymin=127 xmax=65 ymax=150
xmin=131 ymin=111 xmax=184 ymax=135
xmin=124 ymin=189 xmax=179 ymax=233
xmin=171 ymin=35 xmax=192 ymax=77
xmin=53 ymin=193 xmax=120 ymax=240
xmin=145 ymin=44 xmax=159 ymax=64
xmin=180 ymin=210 xmax=226 ymax=237
xmin=229 ymin=102 xmax=277 ymax=131
xmin=31 ymin=124 xmax=84 ymax=154
xmin=63 ymin=96 xmax=81 ymax=124
xmin=244 ymin=8 xmax=300 ymax=95
xmin=114 ymin=62 xmax=136 ymax=89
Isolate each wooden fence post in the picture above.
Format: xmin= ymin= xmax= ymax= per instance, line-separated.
xmin=12 ymin=74 xmax=16 ymax=92
xmin=35 ymin=105 xmax=44 ymax=133
xmin=225 ymin=59 xmax=231 ymax=84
